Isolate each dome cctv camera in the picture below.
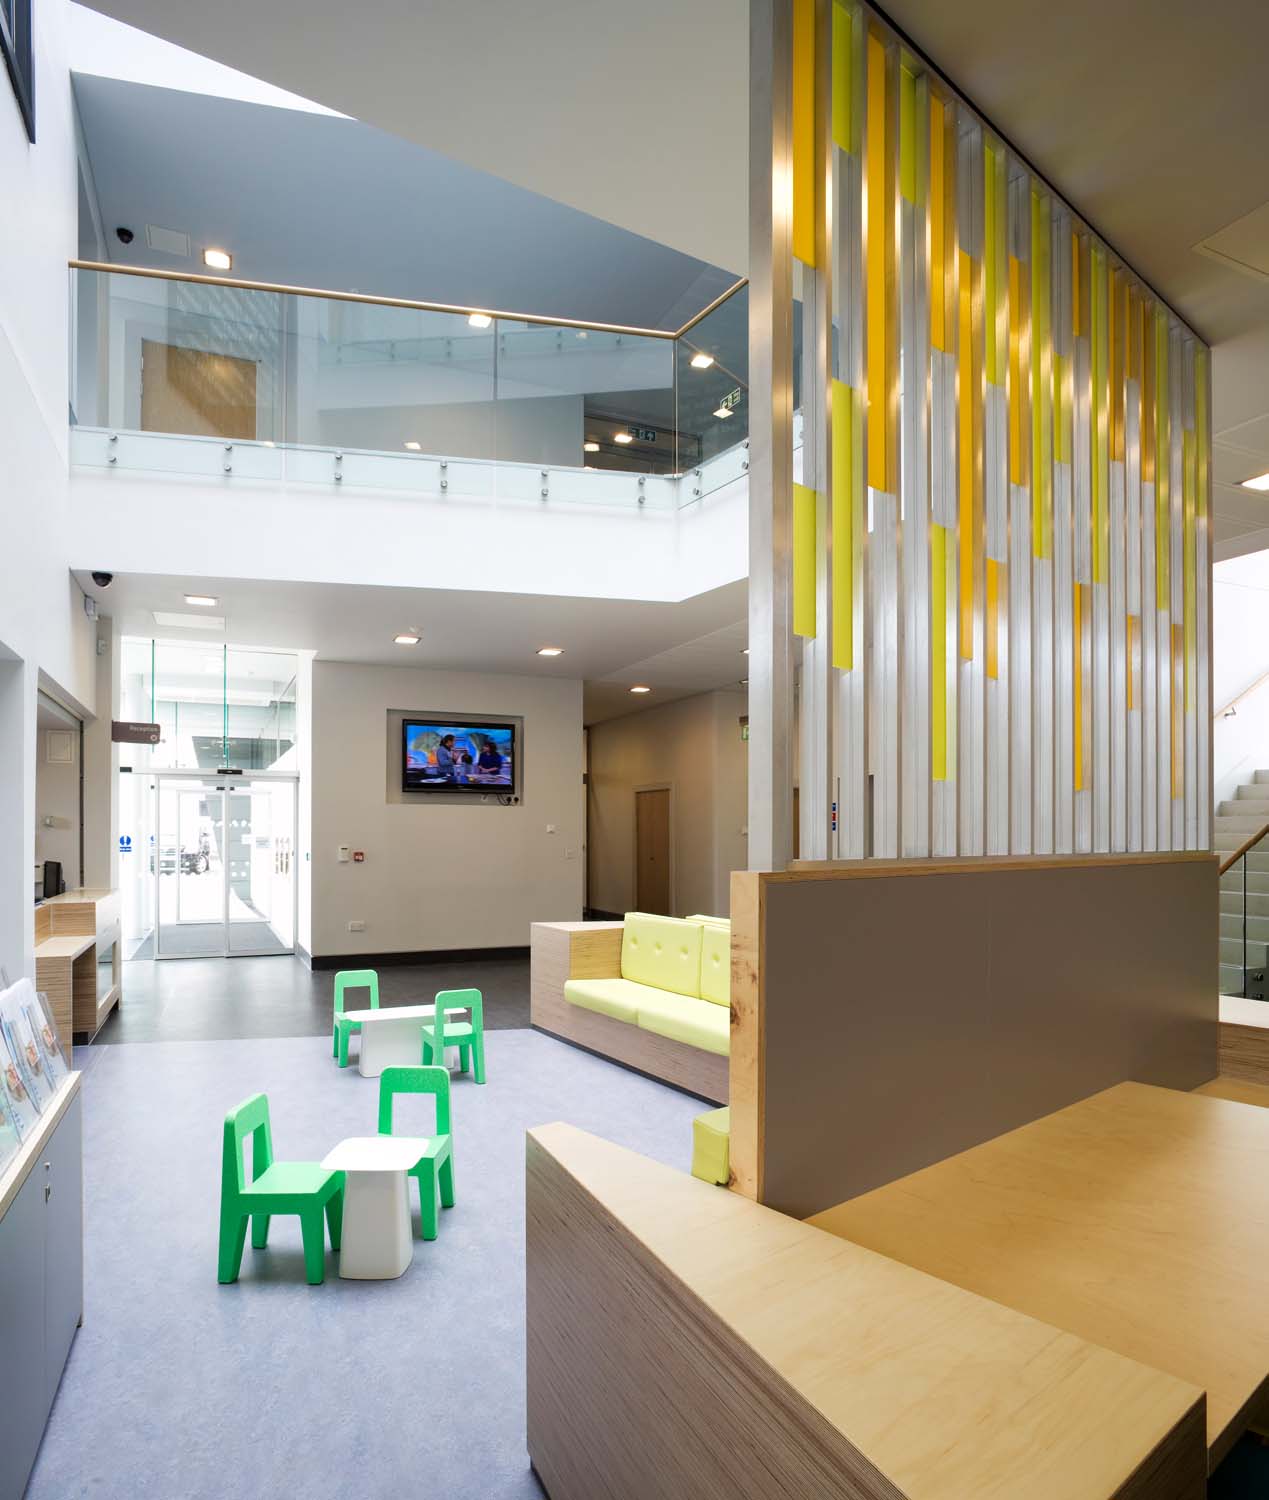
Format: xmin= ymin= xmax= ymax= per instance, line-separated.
xmin=90 ymin=571 xmax=113 ymax=588
xmin=115 ymin=226 xmax=134 ymax=245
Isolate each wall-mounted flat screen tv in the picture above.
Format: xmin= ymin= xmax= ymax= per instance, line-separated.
xmin=402 ymin=720 xmax=515 ymax=793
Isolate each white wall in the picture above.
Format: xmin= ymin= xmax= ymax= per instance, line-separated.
xmin=587 ymin=688 xmax=747 ymax=919
xmin=1213 ymin=552 xmax=1269 ymax=804
xmin=0 ymin=0 xmax=99 ymax=980
xmin=309 ymin=660 xmax=583 ymax=957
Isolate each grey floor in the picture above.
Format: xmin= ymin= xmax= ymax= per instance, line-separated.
xmin=98 ymin=954 xmax=531 ymax=1044
xmin=30 ymin=1029 xmax=700 ymax=1499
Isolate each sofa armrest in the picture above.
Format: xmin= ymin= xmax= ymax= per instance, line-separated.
xmin=530 ymin=922 xmax=624 ymax=1031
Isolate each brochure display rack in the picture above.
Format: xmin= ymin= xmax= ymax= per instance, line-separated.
xmin=0 ymin=979 xmax=82 ymax=1498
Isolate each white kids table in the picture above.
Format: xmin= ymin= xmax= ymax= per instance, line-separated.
xmin=321 ymin=1135 xmax=430 ymax=1279
xmin=341 ymin=1002 xmax=467 ymax=1078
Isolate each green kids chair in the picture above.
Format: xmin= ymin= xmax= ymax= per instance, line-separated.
xmin=333 ymin=968 xmax=379 ymax=1068
xmin=420 ymin=987 xmax=486 ymax=1084
xmin=377 ymin=1066 xmax=454 ymax=1240
xmin=218 ymin=1092 xmax=344 ymax=1285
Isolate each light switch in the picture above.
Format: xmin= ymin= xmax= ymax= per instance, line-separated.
xmin=337 ymin=845 xmax=350 ymax=863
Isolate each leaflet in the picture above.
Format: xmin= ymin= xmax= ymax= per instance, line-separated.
xmin=0 ymin=1022 xmax=41 ymax=1140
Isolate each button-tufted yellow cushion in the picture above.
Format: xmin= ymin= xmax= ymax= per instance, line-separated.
xmin=620 ymin=912 xmax=703 ymax=999
xmin=697 ymin=923 xmax=730 ymax=1007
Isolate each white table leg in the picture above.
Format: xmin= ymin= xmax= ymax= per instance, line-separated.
xmin=337 ymin=1170 xmax=413 ymax=1279
xmin=357 ymin=1016 xmax=426 ymax=1078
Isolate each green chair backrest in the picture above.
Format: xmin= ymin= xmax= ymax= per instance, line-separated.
xmin=378 ymin=1065 xmax=451 ymax=1137
xmin=425 ymin=988 xmax=483 ymax=1054
xmin=334 ymin=968 xmax=379 ymax=1019
xmin=222 ymin=1092 xmax=273 ymax=1203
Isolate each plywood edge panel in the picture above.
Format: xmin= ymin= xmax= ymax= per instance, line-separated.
xmin=526 ymin=1123 xmax=1206 ymax=1500
xmin=729 ymin=869 xmax=763 ymax=1199
xmin=787 ymin=850 xmax=1215 ymax=879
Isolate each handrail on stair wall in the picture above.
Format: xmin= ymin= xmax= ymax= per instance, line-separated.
xmin=1215 ymin=669 xmax=1269 ymax=722
xmin=1219 ymin=823 xmax=1269 ymax=876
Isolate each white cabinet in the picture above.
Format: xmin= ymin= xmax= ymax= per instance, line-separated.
xmin=0 ymin=1081 xmax=83 ymax=1499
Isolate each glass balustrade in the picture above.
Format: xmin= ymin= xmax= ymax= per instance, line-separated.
xmin=1220 ymin=828 xmax=1269 ymax=1000
xmin=69 ymin=266 xmax=753 ymax=501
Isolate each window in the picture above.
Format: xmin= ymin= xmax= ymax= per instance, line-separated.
xmin=0 ymin=0 xmax=33 ymax=143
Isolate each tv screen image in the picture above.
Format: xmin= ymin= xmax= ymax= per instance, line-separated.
xmin=402 ymin=721 xmax=515 ymax=792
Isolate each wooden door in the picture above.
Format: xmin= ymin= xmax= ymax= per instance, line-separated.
xmin=140 ymin=340 xmax=257 ymax=439
xmin=635 ymin=787 xmax=671 ymax=914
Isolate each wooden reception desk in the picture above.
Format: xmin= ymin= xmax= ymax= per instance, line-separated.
xmin=34 ymin=889 xmax=121 ymax=1047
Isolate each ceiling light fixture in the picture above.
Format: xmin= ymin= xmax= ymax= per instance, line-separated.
xmin=404 ymin=441 xmax=421 ymax=451
xmin=394 ymin=633 xmax=420 ymax=646
xmin=713 ymin=405 xmax=734 ymax=420
xmin=468 ymin=312 xmax=493 ymax=329
xmin=583 ymin=440 xmax=600 ymax=453
xmin=203 ymin=248 xmax=232 ymax=271
xmin=629 ymin=684 xmax=651 ymax=694
xmin=1241 ymin=472 xmax=1269 ymax=492
xmin=613 ymin=431 xmax=634 ymax=445
xmin=689 ymin=351 xmax=715 ymax=370
xmin=536 ymin=647 xmax=564 ymax=657
xmin=184 ymin=594 xmax=219 ymax=607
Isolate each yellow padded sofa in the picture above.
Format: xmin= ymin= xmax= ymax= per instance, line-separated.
xmin=563 ymin=913 xmax=730 ymax=1057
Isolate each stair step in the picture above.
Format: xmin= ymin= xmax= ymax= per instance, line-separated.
xmin=1235 ymin=783 xmax=1269 ymax=799
xmin=1221 ymin=871 xmax=1269 ymax=896
xmin=1219 ymin=800 xmax=1269 ymax=818
xmin=1221 ymin=890 xmax=1269 ymax=917
xmin=1220 ymin=912 xmax=1269 ymax=941
xmin=1253 ymin=770 xmax=1269 ymax=784
xmin=1221 ymin=963 xmax=1250 ymax=996
xmin=1220 ymin=935 xmax=1269 ymax=966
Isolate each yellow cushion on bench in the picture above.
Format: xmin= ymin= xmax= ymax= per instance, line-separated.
xmin=564 ymin=977 xmax=647 ymax=1025
xmin=621 ymin=912 xmax=703 ymax=999
xmin=635 ymin=990 xmax=730 ymax=1056
xmin=692 ymin=1106 xmax=730 ymax=1184
xmin=698 ymin=923 xmax=730 ymax=1007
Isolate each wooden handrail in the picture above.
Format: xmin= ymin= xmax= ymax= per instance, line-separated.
xmin=1215 ymin=669 xmax=1269 ymax=722
xmin=1219 ymin=822 xmax=1269 ymax=875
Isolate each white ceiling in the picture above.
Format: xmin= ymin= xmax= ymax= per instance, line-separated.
xmin=72 ymin=73 xmax=735 ymax=329
xmin=72 ymin=0 xmax=749 ymax=277
xmin=75 ymin=571 xmax=748 ymax=724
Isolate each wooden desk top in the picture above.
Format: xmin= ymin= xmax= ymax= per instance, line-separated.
xmin=39 ymin=888 xmax=116 ymax=907
xmin=35 ymin=935 xmax=95 ymax=961
xmin=531 ymin=1122 xmax=1205 ymax=1499
xmin=809 ymin=1081 xmax=1269 ymax=1467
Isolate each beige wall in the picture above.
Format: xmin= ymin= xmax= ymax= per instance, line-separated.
xmin=35 ymin=731 xmax=80 ymax=892
xmin=309 ymin=660 xmax=584 ymax=957
xmin=587 ymin=689 xmax=747 ymax=918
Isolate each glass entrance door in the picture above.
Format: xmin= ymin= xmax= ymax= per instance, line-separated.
xmin=155 ymin=776 xmax=296 ymax=958
xmin=227 ymin=781 xmax=296 ymax=955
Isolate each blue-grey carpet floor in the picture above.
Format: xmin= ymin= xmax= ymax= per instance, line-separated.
xmin=28 ymin=1031 xmax=701 ymax=1499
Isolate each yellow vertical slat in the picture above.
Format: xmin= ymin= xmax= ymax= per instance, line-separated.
xmin=793 ymin=482 xmax=818 ymax=637
xmin=831 ymin=0 xmax=853 ymax=153
xmin=1156 ymin=309 xmax=1170 ymax=612
xmin=1031 ymin=188 xmax=1052 ymax=558
xmin=1008 ymin=255 xmax=1023 ymax=486
xmin=1183 ymin=427 xmax=1196 ymax=713
xmin=932 ymin=522 xmax=948 ymax=779
xmin=1091 ymin=245 xmax=1108 ymax=584
xmin=1074 ymin=581 xmax=1086 ymax=790
xmin=958 ymin=247 xmax=975 ymax=658
xmin=792 ymin=0 xmax=817 ymax=267
xmin=985 ymin=558 xmax=1000 ymax=680
xmin=929 ymin=94 xmax=946 ymax=353
xmin=1141 ymin=297 xmax=1156 ymax=487
xmin=984 ymin=145 xmax=999 ymax=387
xmin=899 ymin=65 xmax=915 ymax=202
xmin=831 ymin=379 xmax=854 ymax=669
xmin=866 ymin=29 xmax=894 ymax=491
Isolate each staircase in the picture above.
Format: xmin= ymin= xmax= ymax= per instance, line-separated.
xmin=1216 ymin=771 xmax=1269 ymax=996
